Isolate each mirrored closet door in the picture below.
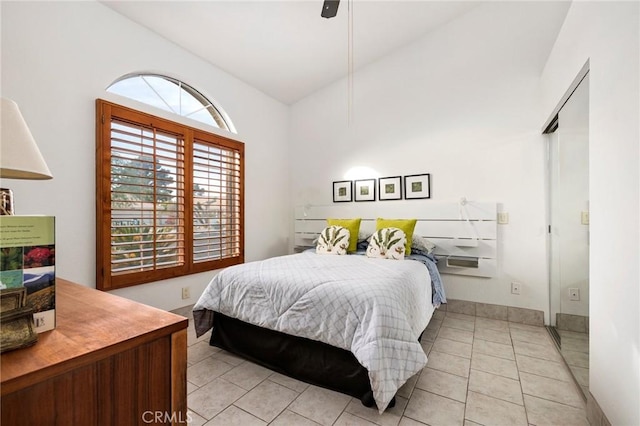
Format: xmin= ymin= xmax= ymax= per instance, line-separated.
xmin=547 ymin=72 xmax=590 ymax=398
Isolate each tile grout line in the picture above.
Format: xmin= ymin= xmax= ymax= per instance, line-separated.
xmin=510 ymin=326 xmax=532 ymax=426
xmin=463 ymin=318 xmax=475 ymax=424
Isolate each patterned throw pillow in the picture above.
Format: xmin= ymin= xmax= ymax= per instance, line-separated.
xmin=316 ymin=226 xmax=350 ymax=255
xmin=375 ymin=218 xmax=417 ymax=255
xmin=366 ymin=227 xmax=407 ymax=260
xmin=326 ymin=218 xmax=361 ymax=252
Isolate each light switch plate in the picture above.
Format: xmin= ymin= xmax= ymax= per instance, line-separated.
xmin=581 ymin=211 xmax=589 ymax=225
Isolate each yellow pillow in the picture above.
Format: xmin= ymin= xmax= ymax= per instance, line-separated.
xmin=326 ymin=218 xmax=361 ymax=252
xmin=376 ymin=218 xmax=417 ymax=255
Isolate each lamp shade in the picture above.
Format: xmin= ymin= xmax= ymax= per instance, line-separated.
xmin=0 ymin=98 xmax=53 ymax=180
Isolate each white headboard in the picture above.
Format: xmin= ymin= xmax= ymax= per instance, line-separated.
xmin=294 ymin=201 xmax=497 ymax=278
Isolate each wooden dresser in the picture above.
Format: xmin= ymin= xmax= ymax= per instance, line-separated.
xmin=1 ymin=278 xmax=188 ymax=425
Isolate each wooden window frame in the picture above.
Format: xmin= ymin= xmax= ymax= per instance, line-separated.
xmin=96 ymin=99 xmax=244 ymax=291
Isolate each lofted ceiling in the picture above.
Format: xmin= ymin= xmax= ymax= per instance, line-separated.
xmin=101 ymin=1 xmax=483 ymax=104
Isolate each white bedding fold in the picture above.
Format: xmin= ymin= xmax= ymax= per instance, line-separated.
xmin=193 ymin=252 xmax=434 ymax=412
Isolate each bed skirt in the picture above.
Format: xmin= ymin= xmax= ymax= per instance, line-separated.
xmin=209 ymin=312 xmax=390 ymax=408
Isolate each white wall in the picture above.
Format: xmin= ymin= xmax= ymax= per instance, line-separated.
xmin=1 ymin=1 xmax=291 ymax=310
xmin=539 ymin=2 xmax=639 ymax=424
xmin=290 ymin=2 xmax=570 ymax=320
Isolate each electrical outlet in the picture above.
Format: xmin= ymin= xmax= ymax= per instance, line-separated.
xmin=497 ymin=212 xmax=509 ymax=224
xmin=181 ymin=287 xmax=190 ymax=300
xmin=569 ymin=288 xmax=580 ymax=301
xmin=511 ymin=282 xmax=521 ymax=295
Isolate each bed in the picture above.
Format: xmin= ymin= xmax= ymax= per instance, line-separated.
xmin=193 ymin=248 xmax=445 ymax=413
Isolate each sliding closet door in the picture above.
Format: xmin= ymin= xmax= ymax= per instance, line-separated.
xmin=549 ymin=74 xmax=590 ymax=327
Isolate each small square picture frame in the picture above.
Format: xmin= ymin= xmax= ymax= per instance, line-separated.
xmin=354 ymin=179 xmax=376 ymax=202
xmin=404 ymin=174 xmax=431 ymax=199
xmin=378 ymin=176 xmax=402 ymax=201
xmin=333 ymin=180 xmax=353 ymax=202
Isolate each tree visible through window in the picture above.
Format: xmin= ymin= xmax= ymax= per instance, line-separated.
xmin=96 ymin=99 xmax=244 ymax=290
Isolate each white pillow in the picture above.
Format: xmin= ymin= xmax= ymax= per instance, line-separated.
xmin=412 ymin=234 xmax=436 ymax=254
xmin=316 ymin=225 xmax=350 ymax=255
xmin=366 ymin=227 xmax=406 ymax=260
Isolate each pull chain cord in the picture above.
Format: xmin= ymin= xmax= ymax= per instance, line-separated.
xmin=347 ymin=0 xmax=354 ymax=125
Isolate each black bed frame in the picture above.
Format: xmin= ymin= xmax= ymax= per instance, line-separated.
xmin=209 ymin=312 xmax=396 ymax=409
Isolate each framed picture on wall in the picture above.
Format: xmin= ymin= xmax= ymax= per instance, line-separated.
xmin=333 ymin=180 xmax=353 ymax=202
xmin=404 ymin=174 xmax=431 ymax=199
xmin=378 ymin=176 xmax=402 ymax=201
xmin=354 ymin=179 xmax=376 ymax=202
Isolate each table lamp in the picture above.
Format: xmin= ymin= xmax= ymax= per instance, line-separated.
xmin=0 ymin=98 xmax=53 ymax=214
xmin=0 ymin=98 xmax=53 ymax=352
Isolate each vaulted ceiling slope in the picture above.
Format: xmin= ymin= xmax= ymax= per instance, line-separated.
xmin=101 ymin=1 xmax=570 ymax=105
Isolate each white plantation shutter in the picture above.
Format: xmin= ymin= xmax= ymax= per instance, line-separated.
xmin=96 ymin=100 xmax=244 ymax=290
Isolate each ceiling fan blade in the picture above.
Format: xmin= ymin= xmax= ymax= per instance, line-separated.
xmin=321 ymin=0 xmax=340 ymax=19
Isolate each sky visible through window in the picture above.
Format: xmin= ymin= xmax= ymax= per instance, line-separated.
xmin=108 ymin=74 xmax=228 ymax=130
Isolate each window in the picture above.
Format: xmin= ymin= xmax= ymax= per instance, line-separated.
xmin=96 ymin=99 xmax=244 ymax=290
xmin=107 ymin=73 xmax=234 ymax=132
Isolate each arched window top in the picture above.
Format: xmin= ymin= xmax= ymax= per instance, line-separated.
xmin=107 ymin=73 xmax=235 ymax=133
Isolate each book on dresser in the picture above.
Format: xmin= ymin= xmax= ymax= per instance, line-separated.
xmin=0 ymin=215 xmax=56 ymax=333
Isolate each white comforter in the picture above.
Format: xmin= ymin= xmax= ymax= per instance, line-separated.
xmin=193 ymin=252 xmax=434 ymax=412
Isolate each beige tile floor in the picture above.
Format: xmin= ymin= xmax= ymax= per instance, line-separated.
xmin=558 ymin=329 xmax=590 ymax=398
xmin=180 ymin=308 xmax=589 ymax=426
